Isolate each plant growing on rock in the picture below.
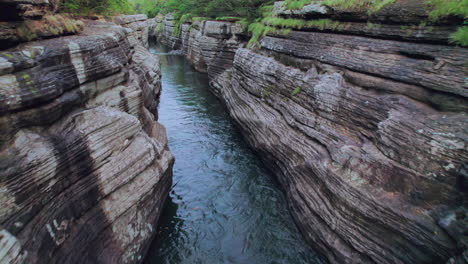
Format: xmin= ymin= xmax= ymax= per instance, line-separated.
xmin=291 ymin=86 xmax=302 ymax=96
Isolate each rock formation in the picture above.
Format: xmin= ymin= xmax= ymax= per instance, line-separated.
xmin=0 ymin=0 xmax=84 ymax=49
xmin=0 ymin=10 xmax=174 ymax=264
xmin=152 ymin=2 xmax=467 ymax=263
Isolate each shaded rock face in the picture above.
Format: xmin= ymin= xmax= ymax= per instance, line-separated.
xmin=149 ymin=14 xmax=181 ymax=49
xmin=0 ymin=1 xmax=83 ymax=50
xmin=0 ymin=17 xmax=174 ymax=263
xmin=155 ymin=5 xmax=467 ymax=264
xmin=149 ymin=16 xmax=245 ymax=79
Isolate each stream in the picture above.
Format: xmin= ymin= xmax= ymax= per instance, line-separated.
xmin=143 ymin=42 xmax=323 ymax=264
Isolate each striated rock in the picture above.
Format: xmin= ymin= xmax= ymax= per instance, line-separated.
xmin=273 ymin=0 xmax=464 ymax=25
xmin=149 ymin=16 xmax=245 ymax=79
xmin=0 ymin=0 xmax=52 ymax=21
xmin=0 ymin=17 xmax=174 ymax=263
xmin=111 ymin=14 xmax=149 ymax=48
xmin=212 ymin=46 xmax=467 ymax=263
xmin=270 ymin=0 xmax=464 ymax=44
xmin=150 ymin=14 xmax=182 ymax=49
xmin=156 ymin=6 xmax=467 ymax=264
xmin=0 ymin=0 xmax=83 ymax=50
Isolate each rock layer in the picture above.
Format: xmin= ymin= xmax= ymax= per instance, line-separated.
xmin=149 ymin=15 xmax=245 ymax=79
xmin=154 ymin=6 xmax=467 ymax=264
xmin=0 ymin=1 xmax=84 ymax=50
xmin=0 ymin=17 xmax=174 ymax=263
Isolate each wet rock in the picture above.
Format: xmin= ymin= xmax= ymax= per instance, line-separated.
xmin=0 ymin=17 xmax=174 ymax=263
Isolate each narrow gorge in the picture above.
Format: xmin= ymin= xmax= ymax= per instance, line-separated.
xmin=148 ymin=1 xmax=467 ymax=263
xmin=0 ymin=0 xmax=467 ymax=263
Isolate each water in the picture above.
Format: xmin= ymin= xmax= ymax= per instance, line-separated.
xmin=144 ymin=42 xmax=323 ymax=264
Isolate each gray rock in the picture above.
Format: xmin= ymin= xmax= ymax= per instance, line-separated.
xmin=157 ymin=12 xmax=467 ymax=264
xmin=0 ymin=17 xmax=174 ymax=263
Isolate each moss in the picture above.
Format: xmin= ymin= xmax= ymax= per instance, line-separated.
xmin=450 ymin=26 xmax=468 ymax=46
xmin=173 ymin=13 xmax=192 ymax=37
xmin=17 ymin=23 xmax=38 ymax=41
xmin=156 ymin=22 xmax=164 ymax=33
xmin=215 ymin=16 xmax=242 ymax=22
xmin=263 ymin=17 xmax=343 ymax=31
xmin=247 ymin=22 xmax=290 ymax=48
xmin=3 ymin=53 xmax=14 ymax=59
xmin=284 ymin=0 xmax=312 ymax=10
xmin=321 ymin=0 xmax=396 ymax=13
xmin=263 ymin=84 xmax=274 ymax=97
xmin=192 ymin=17 xmax=210 ymax=21
xmin=291 ymin=86 xmax=302 ymax=96
xmin=21 ymin=73 xmax=35 ymax=90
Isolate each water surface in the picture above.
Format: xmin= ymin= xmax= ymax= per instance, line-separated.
xmin=144 ymin=43 xmax=323 ymax=264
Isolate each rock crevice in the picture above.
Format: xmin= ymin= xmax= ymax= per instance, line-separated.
xmin=152 ymin=7 xmax=467 ymax=263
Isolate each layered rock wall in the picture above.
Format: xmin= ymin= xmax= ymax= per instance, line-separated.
xmin=149 ymin=15 xmax=245 ymax=80
xmin=154 ymin=4 xmax=467 ymax=263
xmin=0 ymin=15 xmax=174 ymax=264
xmin=0 ymin=0 xmax=84 ymax=50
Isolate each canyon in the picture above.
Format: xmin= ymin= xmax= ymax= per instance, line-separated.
xmin=0 ymin=0 xmax=466 ymax=263
xmin=149 ymin=1 xmax=467 ymax=263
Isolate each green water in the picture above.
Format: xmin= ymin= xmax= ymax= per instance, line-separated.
xmin=143 ymin=43 xmax=324 ymax=264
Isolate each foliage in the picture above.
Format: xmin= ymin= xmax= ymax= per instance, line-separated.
xmin=61 ymin=0 xmax=135 ymax=15
xmin=172 ymin=13 xmax=192 ymax=37
xmin=283 ymin=0 xmax=396 ymax=12
xmin=247 ymin=22 xmax=290 ymax=48
xmin=132 ymin=0 xmax=162 ymax=17
xmin=450 ymin=26 xmax=468 ymax=46
xmin=153 ymin=0 xmax=274 ymax=21
xmin=426 ymin=0 xmax=468 ymax=20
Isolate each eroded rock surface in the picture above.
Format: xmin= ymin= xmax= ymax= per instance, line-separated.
xmin=0 ymin=1 xmax=83 ymax=50
xmin=149 ymin=16 xmax=245 ymax=80
xmin=0 ymin=18 xmax=174 ymax=263
xmin=155 ymin=5 xmax=467 ymax=264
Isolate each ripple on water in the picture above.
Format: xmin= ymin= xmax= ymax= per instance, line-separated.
xmin=143 ymin=43 xmax=324 ymax=264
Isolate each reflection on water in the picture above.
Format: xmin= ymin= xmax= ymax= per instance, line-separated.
xmin=143 ymin=42 xmax=324 ymax=264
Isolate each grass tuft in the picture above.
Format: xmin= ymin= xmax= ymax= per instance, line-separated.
xmin=291 ymin=86 xmax=302 ymax=96
xmin=450 ymin=26 xmax=468 ymax=46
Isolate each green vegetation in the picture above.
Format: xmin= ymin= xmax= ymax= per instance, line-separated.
xmin=426 ymin=0 xmax=468 ymax=20
xmin=291 ymin=87 xmax=302 ymax=96
xmin=129 ymin=0 xmax=468 ymax=46
xmin=216 ymin=16 xmax=242 ymax=22
xmin=61 ymin=0 xmax=135 ymax=15
xmin=149 ymin=0 xmax=273 ymax=21
xmin=322 ymin=0 xmax=396 ymax=13
xmin=156 ymin=22 xmax=164 ymax=33
xmin=284 ymin=0 xmax=311 ymax=10
xmin=450 ymin=26 xmax=468 ymax=46
xmin=425 ymin=0 xmax=468 ymax=46
xmin=262 ymin=84 xmax=274 ymax=97
xmin=172 ymin=13 xmax=192 ymax=37
xmin=263 ymin=17 xmax=342 ymax=30
xmin=247 ymin=22 xmax=290 ymax=48
xmin=282 ymin=0 xmax=396 ymax=13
